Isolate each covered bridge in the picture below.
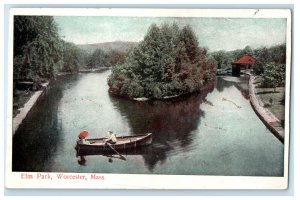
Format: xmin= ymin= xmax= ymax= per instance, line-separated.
xmin=232 ymin=54 xmax=256 ymax=76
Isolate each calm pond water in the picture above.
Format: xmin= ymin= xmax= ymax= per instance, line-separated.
xmin=13 ymin=70 xmax=284 ymax=176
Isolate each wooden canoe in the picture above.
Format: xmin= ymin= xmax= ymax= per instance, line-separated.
xmin=75 ymin=133 xmax=152 ymax=152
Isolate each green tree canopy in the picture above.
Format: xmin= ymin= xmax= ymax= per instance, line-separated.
xmin=86 ymin=48 xmax=127 ymax=69
xmin=210 ymin=44 xmax=286 ymax=76
xmin=14 ymin=16 xmax=63 ymax=81
xmin=13 ymin=16 xmax=88 ymax=86
xmin=62 ymin=42 xmax=87 ymax=72
xmin=261 ymin=62 xmax=286 ymax=89
xmin=108 ymin=23 xmax=217 ymax=99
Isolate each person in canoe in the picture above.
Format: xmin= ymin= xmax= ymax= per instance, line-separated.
xmin=78 ymin=130 xmax=90 ymax=145
xmin=105 ymin=131 xmax=117 ymax=144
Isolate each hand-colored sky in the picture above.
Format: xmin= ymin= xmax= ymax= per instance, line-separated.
xmin=54 ymin=16 xmax=286 ymax=52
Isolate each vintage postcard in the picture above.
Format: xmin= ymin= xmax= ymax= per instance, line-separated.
xmin=6 ymin=8 xmax=291 ymax=189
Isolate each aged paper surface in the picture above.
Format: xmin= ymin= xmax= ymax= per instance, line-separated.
xmin=6 ymin=8 xmax=291 ymax=189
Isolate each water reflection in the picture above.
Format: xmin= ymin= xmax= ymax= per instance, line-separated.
xmin=109 ymin=81 xmax=215 ymax=170
xmin=12 ymin=75 xmax=79 ymax=171
xmin=215 ymin=76 xmax=233 ymax=92
xmin=12 ymin=73 xmax=283 ymax=176
xmin=77 ymin=156 xmax=86 ymax=166
xmin=76 ymin=146 xmax=150 ymax=165
xmin=216 ymin=76 xmax=249 ymax=99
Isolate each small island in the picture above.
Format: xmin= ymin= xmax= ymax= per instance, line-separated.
xmin=107 ymin=23 xmax=217 ymax=100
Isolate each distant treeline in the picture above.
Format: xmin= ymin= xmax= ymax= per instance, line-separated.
xmin=13 ymin=16 xmax=128 ymax=89
xmin=85 ymin=49 xmax=127 ymax=69
xmin=108 ymin=23 xmax=217 ymax=99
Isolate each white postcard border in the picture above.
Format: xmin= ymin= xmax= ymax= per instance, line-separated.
xmin=5 ymin=8 xmax=292 ymax=190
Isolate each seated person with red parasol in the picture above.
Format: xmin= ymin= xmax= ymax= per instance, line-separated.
xmin=78 ymin=130 xmax=90 ymax=144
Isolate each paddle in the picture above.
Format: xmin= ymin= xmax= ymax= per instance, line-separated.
xmin=106 ymin=143 xmax=126 ymax=160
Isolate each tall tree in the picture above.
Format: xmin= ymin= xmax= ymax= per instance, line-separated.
xmin=62 ymin=42 xmax=85 ymax=72
xmin=268 ymin=44 xmax=286 ymax=64
xmin=211 ymin=51 xmax=228 ymax=69
xmin=253 ymin=47 xmax=269 ymax=75
xmin=243 ymin=45 xmax=254 ymax=56
xmin=13 ymin=16 xmax=63 ymax=81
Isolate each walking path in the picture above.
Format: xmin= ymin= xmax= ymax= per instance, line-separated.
xmin=248 ymin=75 xmax=284 ymax=143
xmin=12 ymin=82 xmax=49 ymax=136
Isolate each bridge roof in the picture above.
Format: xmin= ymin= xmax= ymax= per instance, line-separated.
xmin=233 ymin=54 xmax=256 ymax=65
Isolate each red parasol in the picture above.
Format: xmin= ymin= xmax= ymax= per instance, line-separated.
xmin=78 ymin=130 xmax=89 ymax=139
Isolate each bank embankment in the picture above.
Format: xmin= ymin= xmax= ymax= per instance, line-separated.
xmin=12 ymin=82 xmax=49 ymax=136
xmin=79 ymin=67 xmax=110 ymax=73
xmin=248 ymin=75 xmax=285 ymax=143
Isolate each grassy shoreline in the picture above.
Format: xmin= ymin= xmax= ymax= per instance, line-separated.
xmin=252 ymin=76 xmax=285 ymax=126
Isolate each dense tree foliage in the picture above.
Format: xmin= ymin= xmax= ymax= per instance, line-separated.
xmin=261 ymin=63 xmax=286 ymax=89
xmin=211 ymin=44 xmax=286 ymax=75
xmin=108 ymin=23 xmax=217 ymax=99
xmin=14 ymin=16 xmax=63 ymax=82
xmin=61 ymin=42 xmax=87 ymax=72
xmin=13 ymin=16 xmax=86 ymax=85
xmin=211 ymin=45 xmax=256 ymax=71
xmin=107 ymin=50 xmax=127 ymax=66
xmin=211 ymin=43 xmax=286 ymax=89
xmin=211 ymin=50 xmax=233 ymax=70
xmin=252 ymin=44 xmax=286 ymax=89
xmin=252 ymin=44 xmax=286 ymax=76
xmin=252 ymin=47 xmax=269 ymax=75
xmin=86 ymin=49 xmax=126 ymax=69
xmin=87 ymin=49 xmax=110 ymax=68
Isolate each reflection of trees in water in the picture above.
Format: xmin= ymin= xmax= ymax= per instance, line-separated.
xmin=234 ymin=84 xmax=250 ymax=99
xmin=216 ymin=76 xmax=249 ymax=99
xmin=12 ymin=77 xmax=72 ymax=172
xmin=235 ymin=76 xmax=250 ymax=99
xmin=215 ymin=76 xmax=233 ymax=92
xmin=110 ymin=81 xmax=215 ymax=171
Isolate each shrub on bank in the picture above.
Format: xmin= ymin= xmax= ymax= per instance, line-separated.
xmin=261 ymin=62 xmax=286 ymax=89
